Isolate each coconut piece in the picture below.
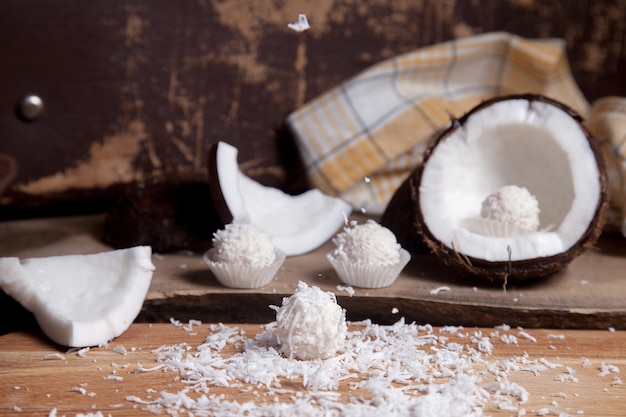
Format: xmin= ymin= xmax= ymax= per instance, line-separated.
xmin=384 ymin=94 xmax=609 ymax=282
xmin=208 ymin=141 xmax=352 ymax=256
xmin=273 ymin=281 xmax=347 ymax=360
xmin=0 ymin=246 xmax=154 ymax=347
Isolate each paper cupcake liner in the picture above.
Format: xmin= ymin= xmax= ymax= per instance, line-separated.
xmin=326 ymin=248 xmax=411 ymax=288
xmin=462 ymin=217 xmax=536 ymax=238
xmin=203 ymin=249 xmax=286 ymax=289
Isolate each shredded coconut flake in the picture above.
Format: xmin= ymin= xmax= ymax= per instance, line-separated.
xmin=113 ymin=345 xmax=128 ymax=356
xmin=122 ymin=313 xmax=581 ymax=417
xmin=430 ymin=286 xmax=451 ymax=295
xmin=517 ymin=329 xmax=537 ymax=343
xmin=598 ymin=363 xmax=620 ymax=377
xmin=288 ymin=14 xmax=310 ymax=32
xmin=336 ymin=284 xmax=355 ymax=297
xmin=41 ymin=353 xmax=66 ymax=361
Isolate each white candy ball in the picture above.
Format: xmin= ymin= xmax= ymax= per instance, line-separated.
xmin=275 ymin=281 xmax=347 ymax=360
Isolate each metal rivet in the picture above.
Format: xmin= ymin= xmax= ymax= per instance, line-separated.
xmin=16 ymin=94 xmax=45 ymax=121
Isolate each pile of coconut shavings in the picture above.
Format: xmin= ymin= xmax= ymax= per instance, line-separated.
xmin=123 ymin=320 xmax=565 ymax=417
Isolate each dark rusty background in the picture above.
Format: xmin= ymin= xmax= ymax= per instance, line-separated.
xmin=1 ymin=0 xmax=625 ymax=217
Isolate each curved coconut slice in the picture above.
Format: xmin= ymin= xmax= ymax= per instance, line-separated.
xmin=208 ymin=141 xmax=352 ymax=256
xmin=0 ymin=246 xmax=154 ymax=347
xmin=387 ymin=94 xmax=608 ymax=282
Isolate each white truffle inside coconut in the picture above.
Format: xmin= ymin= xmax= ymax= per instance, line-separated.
xmin=480 ymin=185 xmax=540 ymax=231
xmin=417 ymin=96 xmax=606 ymax=264
xmin=393 ymin=94 xmax=610 ymax=282
xmin=464 ymin=185 xmax=542 ymax=237
xmin=273 ymin=281 xmax=347 ymax=360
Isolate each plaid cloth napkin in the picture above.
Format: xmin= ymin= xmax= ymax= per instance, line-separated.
xmin=286 ymin=32 xmax=623 ymax=216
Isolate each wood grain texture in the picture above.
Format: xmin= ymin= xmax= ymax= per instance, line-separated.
xmin=1 ymin=0 xmax=625 ymax=216
xmin=0 ymin=323 xmax=625 ymax=416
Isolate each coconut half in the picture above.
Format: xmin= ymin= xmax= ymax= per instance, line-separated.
xmin=385 ymin=94 xmax=608 ymax=282
xmin=208 ymin=141 xmax=352 ymax=256
xmin=0 ymin=246 xmax=154 ymax=347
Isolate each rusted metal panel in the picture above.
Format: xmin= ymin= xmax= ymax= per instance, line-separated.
xmin=1 ymin=0 xmax=625 ymax=216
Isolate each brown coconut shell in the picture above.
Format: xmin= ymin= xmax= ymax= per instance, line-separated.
xmin=380 ymin=173 xmax=429 ymax=255
xmin=386 ymin=94 xmax=609 ymax=283
xmin=207 ymin=141 xmax=234 ymax=227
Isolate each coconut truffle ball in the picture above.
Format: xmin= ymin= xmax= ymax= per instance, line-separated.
xmin=274 ymin=281 xmax=347 ymax=360
xmin=205 ymin=222 xmax=285 ymax=288
xmin=331 ymin=220 xmax=401 ymax=266
xmin=480 ymin=185 xmax=540 ymax=232
xmin=211 ymin=222 xmax=276 ymax=267
xmin=327 ymin=220 xmax=410 ymax=288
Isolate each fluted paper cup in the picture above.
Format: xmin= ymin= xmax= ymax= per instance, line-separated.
xmin=327 ymin=248 xmax=410 ymax=288
xmin=203 ymin=248 xmax=286 ymax=289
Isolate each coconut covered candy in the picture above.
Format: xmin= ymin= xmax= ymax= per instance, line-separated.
xmin=327 ymin=220 xmax=411 ymax=288
xmin=382 ymin=94 xmax=609 ymax=283
xmin=273 ymin=281 xmax=347 ymax=360
xmin=203 ymin=222 xmax=286 ymax=288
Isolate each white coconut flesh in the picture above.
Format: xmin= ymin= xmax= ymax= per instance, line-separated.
xmin=214 ymin=142 xmax=352 ymax=256
xmin=0 ymin=246 xmax=154 ymax=347
xmin=419 ymin=99 xmax=602 ymax=262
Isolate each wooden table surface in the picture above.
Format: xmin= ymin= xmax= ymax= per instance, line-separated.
xmin=1 ymin=214 xmax=626 ymax=415
xmin=1 ymin=323 xmax=625 ymax=416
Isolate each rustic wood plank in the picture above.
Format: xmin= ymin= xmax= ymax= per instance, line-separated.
xmin=1 ymin=214 xmax=626 ymax=333
xmin=0 ymin=323 xmax=624 ymax=416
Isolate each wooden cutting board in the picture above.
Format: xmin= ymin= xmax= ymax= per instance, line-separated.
xmin=1 ymin=214 xmax=626 ymax=330
xmin=1 ymin=323 xmax=625 ymax=416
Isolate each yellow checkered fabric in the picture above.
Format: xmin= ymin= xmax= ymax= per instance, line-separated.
xmin=286 ymin=32 xmax=600 ymax=215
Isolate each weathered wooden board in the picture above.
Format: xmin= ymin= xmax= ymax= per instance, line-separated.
xmin=0 ymin=323 xmax=625 ymax=416
xmin=1 ymin=214 xmax=625 ymax=336
xmin=1 ymin=0 xmax=626 ymax=216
